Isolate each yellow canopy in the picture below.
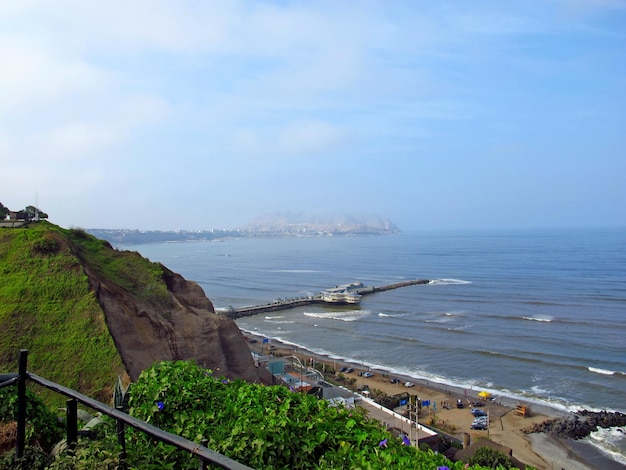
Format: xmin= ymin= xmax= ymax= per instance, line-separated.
xmin=478 ymin=391 xmax=491 ymax=399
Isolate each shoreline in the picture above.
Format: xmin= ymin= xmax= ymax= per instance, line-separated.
xmin=245 ymin=331 xmax=610 ymax=470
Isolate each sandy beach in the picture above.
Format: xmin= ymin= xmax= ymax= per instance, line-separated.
xmin=247 ymin=335 xmax=597 ymax=470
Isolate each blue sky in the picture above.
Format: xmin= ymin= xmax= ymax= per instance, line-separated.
xmin=2 ymin=0 xmax=625 ymax=231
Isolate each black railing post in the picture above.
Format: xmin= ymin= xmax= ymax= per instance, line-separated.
xmin=199 ymin=438 xmax=208 ymax=470
xmin=66 ymin=399 xmax=78 ymax=452
xmin=15 ymin=349 xmax=28 ymax=459
xmin=116 ymin=406 xmax=127 ymax=469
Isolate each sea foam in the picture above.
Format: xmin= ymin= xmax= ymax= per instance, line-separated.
xmin=522 ymin=315 xmax=554 ymax=322
xmin=588 ymin=367 xmax=615 ymax=376
xmin=429 ymin=278 xmax=472 ymax=285
xmin=304 ymin=310 xmax=371 ymax=322
xmin=586 ymin=427 xmax=626 ymax=466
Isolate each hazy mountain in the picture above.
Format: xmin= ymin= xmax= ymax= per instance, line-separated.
xmin=241 ymin=212 xmax=400 ymax=235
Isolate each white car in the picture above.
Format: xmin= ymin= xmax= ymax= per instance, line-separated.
xmin=404 ymin=381 xmax=415 ymax=387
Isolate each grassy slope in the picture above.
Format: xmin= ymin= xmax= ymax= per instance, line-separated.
xmin=0 ymin=221 xmax=171 ymax=406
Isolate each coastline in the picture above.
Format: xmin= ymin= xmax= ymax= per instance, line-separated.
xmin=245 ymin=332 xmax=606 ymax=470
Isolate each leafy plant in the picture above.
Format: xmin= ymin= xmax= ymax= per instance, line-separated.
xmin=119 ymin=360 xmax=466 ymax=469
xmin=1 ymin=361 xmax=523 ymax=469
xmin=466 ymin=446 xmax=514 ymax=469
xmin=0 ymin=445 xmax=51 ymax=470
xmin=47 ymin=419 xmax=123 ymax=470
xmin=0 ymin=384 xmax=63 ymax=458
xmin=114 ymin=376 xmax=130 ymax=411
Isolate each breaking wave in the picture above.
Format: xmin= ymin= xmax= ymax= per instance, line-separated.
xmin=304 ymin=310 xmax=371 ymax=322
xmin=429 ymin=278 xmax=472 ymax=285
xmin=588 ymin=367 xmax=619 ymax=376
xmin=522 ymin=315 xmax=554 ymax=322
xmin=586 ymin=427 xmax=626 ymax=466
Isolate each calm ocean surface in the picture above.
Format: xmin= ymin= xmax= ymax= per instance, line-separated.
xmin=121 ymin=228 xmax=626 ymax=464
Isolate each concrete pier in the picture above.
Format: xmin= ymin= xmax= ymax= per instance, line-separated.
xmin=222 ymin=279 xmax=430 ymax=319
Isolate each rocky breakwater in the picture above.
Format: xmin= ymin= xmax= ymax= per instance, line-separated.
xmin=524 ymin=410 xmax=626 ymax=440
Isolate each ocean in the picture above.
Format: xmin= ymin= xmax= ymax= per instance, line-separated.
xmin=121 ymin=227 xmax=626 ymax=466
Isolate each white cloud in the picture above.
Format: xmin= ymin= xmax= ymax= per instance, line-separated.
xmin=230 ymin=120 xmax=348 ymax=159
xmin=276 ymin=120 xmax=348 ymax=156
xmin=0 ymin=39 xmax=113 ymax=115
xmin=0 ymin=1 xmax=623 ymax=229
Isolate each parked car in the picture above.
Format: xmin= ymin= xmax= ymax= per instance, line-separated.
xmin=362 ymin=371 xmax=374 ymax=378
xmin=404 ymin=381 xmax=415 ymax=387
xmin=346 ymin=367 xmax=354 ymax=373
xmin=471 ymin=422 xmax=488 ymax=430
xmin=472 ymin=418 xmax=489 ymax=428
xmin=471 ymin=409 xmax=487 ymax=417
xmin=456 ymin=399 xmax=464 ymax=409
xmin=390 ymin=378 xmax=400 ymax=384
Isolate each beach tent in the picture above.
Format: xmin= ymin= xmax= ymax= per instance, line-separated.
xmin=478 ymin=391 xmax=491 ymax=400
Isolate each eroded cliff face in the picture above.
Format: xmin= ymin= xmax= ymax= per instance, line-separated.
xmin=86 ymin=265 xmax=259 ymax=383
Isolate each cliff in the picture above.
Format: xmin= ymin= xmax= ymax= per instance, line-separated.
xmin=0 ymin=222 xmax=257 ymax=404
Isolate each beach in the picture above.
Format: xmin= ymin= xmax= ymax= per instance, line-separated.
xmin=248 ymin=336 xmax=596 ymax=470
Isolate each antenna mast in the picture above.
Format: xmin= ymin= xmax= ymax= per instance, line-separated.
xmin=35 ymin=191 xmax=40 ymax=221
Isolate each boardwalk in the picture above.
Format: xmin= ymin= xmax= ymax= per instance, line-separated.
xmin=221 ymin=279 xmax=430 ymax=319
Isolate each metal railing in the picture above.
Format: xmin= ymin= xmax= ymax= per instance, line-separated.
xmin=1 ymin=350 xmax=253 ymax=470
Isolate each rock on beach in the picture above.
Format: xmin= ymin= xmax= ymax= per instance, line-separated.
xmin=524 ymin=410 xmax=626 ymax=440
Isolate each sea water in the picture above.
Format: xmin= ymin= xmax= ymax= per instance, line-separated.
xmin=121 ymin=227 xmax=626 ymax=465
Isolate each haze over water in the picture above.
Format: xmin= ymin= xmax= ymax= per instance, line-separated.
xmin=123 ymin=227 xmax=626 ymax=464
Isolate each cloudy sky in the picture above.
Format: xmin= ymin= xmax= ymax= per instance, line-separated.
xmin=2 ymin=0 xmax=624 ymax=231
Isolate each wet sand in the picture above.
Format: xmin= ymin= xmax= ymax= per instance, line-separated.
xmin=248 ymin=335 xmax=598 ymax=469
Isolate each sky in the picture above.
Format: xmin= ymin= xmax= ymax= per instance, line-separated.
xmin=2 ymin=0 xmax=625 ymax=231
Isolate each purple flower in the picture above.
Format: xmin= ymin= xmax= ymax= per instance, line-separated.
xmin=379 ymin=438 xmax=388 ymax=448
xmin=221 ymin=379 xmax=229 ymax=384
xmin=156 ymin=401 xmax=164 ymax=411
xmin=437 ymin=467 xmax=451 ymax=470
xmin=402 ymin=434 xmax=411 ymax=446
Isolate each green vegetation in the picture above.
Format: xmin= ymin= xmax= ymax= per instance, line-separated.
xmin=0 ymin=359 xmax=525 ymax=469
xmin=0 ymin=384 xmax=63 ymax=469
xmin=466 ymin=447 xmax=515 ymax=469
xmin=50 ymin=361 xmax=485 ymax=469
xmin=0 ymin=221 xmax=175 ymax=405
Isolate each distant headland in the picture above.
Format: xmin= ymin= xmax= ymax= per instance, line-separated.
xmin=88 ymin=212 xmax=400 ymax=245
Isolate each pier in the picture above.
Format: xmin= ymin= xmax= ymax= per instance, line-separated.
xmin=221 ymin=279 xmax=430 ymax=319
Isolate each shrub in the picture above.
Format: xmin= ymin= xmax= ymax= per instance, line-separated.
xmin=0 ymin=445 xmax=51 ymax=470
xmin=466 ymin=446 xmax=514 ymax=469
xmin=29 ymin=361 xmax=501 ymax=469
xmin=0 ymin=385 xmax=63 ymax=454
xmin=32 ymin=236 xmax=60 ymax=255
xmin=126 ymin=361 xmax=464 ymax=469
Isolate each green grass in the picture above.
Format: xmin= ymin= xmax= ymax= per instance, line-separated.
xmin=0 ymin=221 xmax=175 ymax=406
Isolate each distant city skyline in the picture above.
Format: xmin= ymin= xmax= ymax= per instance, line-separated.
xmin=2 ymin=1 xmax=624 ymax=231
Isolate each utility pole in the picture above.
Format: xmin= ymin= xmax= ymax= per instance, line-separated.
xmin=412 ymin=402 xmax=420 ymax=448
